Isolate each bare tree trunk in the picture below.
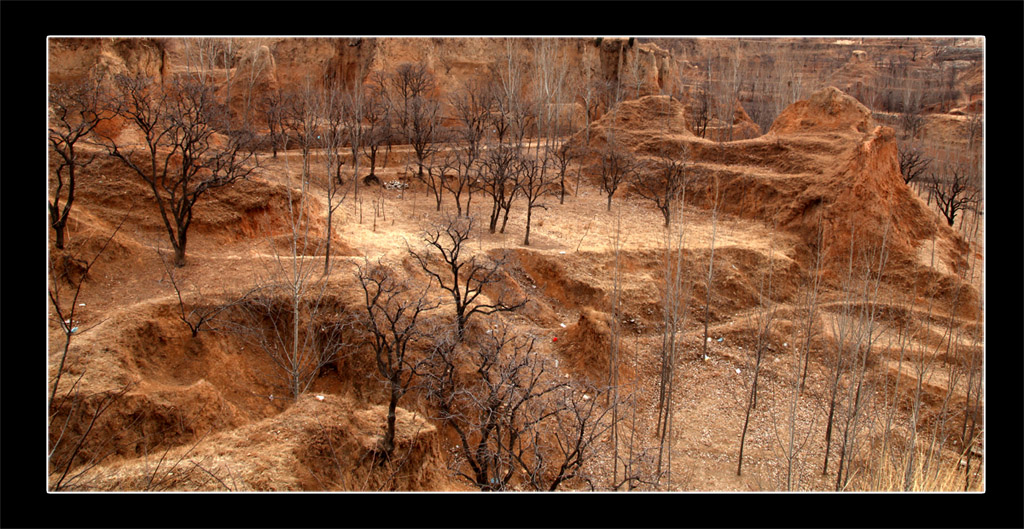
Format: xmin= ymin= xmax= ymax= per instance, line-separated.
xmin=701 ymin=176 xmax=720 ymax=360
xmin=609 ymin=213 xmax=623 ymax=488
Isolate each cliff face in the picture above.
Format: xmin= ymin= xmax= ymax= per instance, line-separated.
xmin=49 ymin=37 xmax=676 ymax=118
xmin=48 ymin=37 xmax=167 ymax=83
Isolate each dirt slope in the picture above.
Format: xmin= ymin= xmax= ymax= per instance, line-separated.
xmin=47 ymin=39 xmax=983 ymax=493
xmin=566 ymin=87 xmax=975 ymax=315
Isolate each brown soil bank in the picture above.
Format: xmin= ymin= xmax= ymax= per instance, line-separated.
xmin=567 ymin=87 xmax=975 ymax=317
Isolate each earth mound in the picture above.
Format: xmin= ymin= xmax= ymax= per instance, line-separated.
xmin=566 ymin=87 xmax=975 ymax=315
xmin=768 ymin=85 xmax=873 ymax=135
xmin=71 ymin=393 xmax=447 ymax=491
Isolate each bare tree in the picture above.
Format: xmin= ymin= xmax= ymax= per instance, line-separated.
xmin=608 ymin=213 xmax=624 ymax=487
xmin=343 ymin=79 xmax=367 ymax=204
xmin=516 ymin=153 xmax=555 ymax=246
xmin=709 ymin=46 xmax=743 ymax=142
xmin=418 ymin=321 xmax=612 ymax=491
xmin=446 ymin=78 xmax=494 ymax=216
xmin=101 ymin=73 xmax=258 ymax=267
xmin=387 ymin=61 xmax=439 ymax=178
xmin=578 ymin=77 xmax=611 ymax=146
xmin=449 ymin=78 xmax=494 ymax=159
xmin=769 ymin=296 xmax=818 ymax=491
xmin=821 ymin=231 xmax=856 ymax=478
xmin=235 ymin=133 xmax=348 ymax=402
xmin=355 ymin=259 xmax=439 ymax=459
xmin=897 ymin=141 xmax=931 ymax=185
xmin=597 ymin=140 xmax=637 ymax=211
xmin=929 ymin=161 xmax=979 ymax=228
xmin=360 ymin=75 xmax=392 ymax=181
xmin=479 ymin=143 xmax=521 ymax=234
xmin=737 ymin=231 xmax=778 ymax=476
xmin=317 ymin=80 xmax=350 ymax=274
xmin=833 ymin=227 xmax=889 ymax=491
xmin=700 ymin=175 xmax=721 ymax=360
xmin=491 ymin=39 xmax=534 ymax=148
xmin=407 ymin=214 xmax=525 ymax=342
xmin=654 ymin=164 xmax=693 ymax=484
xmin=48 ymin=211 xmax=133 ymax=491
xmin=552 ymin=143 xmax=578 ymax=205
xmin=445 ymin=144 xmax=480 ymax=218
xmin=625 ymin=42 xmax=646 ymax=99
xmin=238 ymin=281 xmax=349 ymax=403
xmin=279 ymin=79 xmax=321 ymax=185
xmin=410 ymin=96 xmax=445 ymax=183
xmin=798 ymin=218 xmax=826 ymax=391
xmin=820 ymin=223 xmax=889 ymax=490
xmin=260 ymin=89 xmax=286 ymax=158
xmin=160 ymin=250 xmax=260 ymax=338
xmin=689 ymin=81 xmax=712 ymax=139
xmin=237 ymin=43 xmax=272 ymax=131
xmin=424 ymin=149 xmax=457 ymax=212
xmin=633 ymin=148 xmax=688 ymax=228
xmin=48 ymin=77 xmax=110 ymax=250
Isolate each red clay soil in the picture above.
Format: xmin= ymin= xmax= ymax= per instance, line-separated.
xmin=48 ymin=40 xmax=983 ymax=491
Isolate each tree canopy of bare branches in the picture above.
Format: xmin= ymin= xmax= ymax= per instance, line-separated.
xmin=929 ymin=161 xmax=979 ymax=228
xmin=49 ymin=77 xmax=111 ymax=250
xmin=633 ymin=150 xmax=688 ymax=227
xmin=356 ymin=259 xmax=439 ymax=458
xmin=419 ymin=321 xmax=611 ymax=491
xmin=597 ymin=141 xmax=638 ymax=211
xmin=407 ymin=215 xmax=524 ymax=341
xmin=101 ymin=73 xmax=258 ymax=267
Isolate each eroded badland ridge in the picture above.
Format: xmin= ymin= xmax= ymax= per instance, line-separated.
xmin=47 ymin=37 xmax=983 ymax=492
